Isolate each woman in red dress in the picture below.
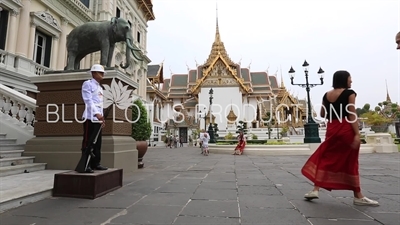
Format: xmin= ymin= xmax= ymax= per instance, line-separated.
xmin=233 ymin=131 xmax=246 ymax=155
xmin=301 ymin=70 xmax=379 ymax=206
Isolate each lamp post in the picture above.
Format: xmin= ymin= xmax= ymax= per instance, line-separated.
xmin=198 ymin=107 xmax=207 ymax=131
xmin=289 ymin=60 xmax=324 ymax=143
xmin=208 ymin=88 xmax=215 ymax=143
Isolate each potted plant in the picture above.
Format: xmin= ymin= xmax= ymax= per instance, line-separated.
xmin=131 ymin=99 xmax=152 ymax=168
xmin=225 ymin=132 xmax=234 ymax=140
xmin=280 ymin=125 xmax=289 ymax=137
xmin=361 ymin=111 xmax=391 ymax=133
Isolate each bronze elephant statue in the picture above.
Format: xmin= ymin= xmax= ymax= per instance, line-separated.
xmin=64 ymin=17 xmax=143 ymax=70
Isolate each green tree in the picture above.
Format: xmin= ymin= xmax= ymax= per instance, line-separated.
xmin=213 ymin=123 xmax=219 ymax=139
xmin=236 ymin=121 xmax=248 ymax=134
xmin=263 ymin=111 xmax=275 ymax=139
xmin=375 ymin=102 xmax=400 ymax=121
xmin=131 ymin=99 xmax=152 ymax=141
xmin=361 ymin=111 xmax=391 ymax=126
xmin=356 ymin=103 xmax=371 ymax=116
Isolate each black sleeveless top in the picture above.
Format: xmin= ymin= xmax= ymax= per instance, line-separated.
xmin=322 ymin=89 xmax=357 ymax=120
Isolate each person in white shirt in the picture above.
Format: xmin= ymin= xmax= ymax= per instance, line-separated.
xmin=201 ymin=133 xmax=210 ymax=156
xmin=199 ymin=129 xmax=205 ymax=154
xmin=80 ymin=64 xmax=108 ymax=173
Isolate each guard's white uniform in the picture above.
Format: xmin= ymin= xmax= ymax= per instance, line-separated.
xmin=82 ymin=78 xmax=103 ymax=121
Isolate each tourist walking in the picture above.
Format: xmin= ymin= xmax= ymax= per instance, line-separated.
xmin=199 ymin=129 xmax=205 ymax=154
xmin=233 ymin=131 xmax=246 ymax=155
xmin=179 ymin=137 xmax=183 ymax=147
xmin=201 ymin=133 xmax=210 ymax=156
xmin=301 ymin=70 xmax=379 ymax=206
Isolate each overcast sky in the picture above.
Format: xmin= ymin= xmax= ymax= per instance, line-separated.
xmin=146 ymin=0 xmax=399 ymax=114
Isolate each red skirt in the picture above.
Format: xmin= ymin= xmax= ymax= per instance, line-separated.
xmin=235 ymin=140 xmax=246 ymax=153
xmin=301 ymin=119 xmax=361 ymax=192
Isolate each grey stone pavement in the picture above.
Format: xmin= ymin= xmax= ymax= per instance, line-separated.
xmin=0 ymin=146 xmax=399 ymax=225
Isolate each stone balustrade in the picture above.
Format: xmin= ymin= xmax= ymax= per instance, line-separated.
xmin=0 ymin=49 xmax=49 ymax=76
xmin=0 ymin=84 xmax=36 ymax=132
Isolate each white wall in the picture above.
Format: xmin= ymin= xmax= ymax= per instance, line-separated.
xmin=198 ymin=87 xmax=243 ymax=130
xmin=243 ymin=98 xmax=259 ymax=123
xmin=159 ymin=101 xmax=176 ymax=124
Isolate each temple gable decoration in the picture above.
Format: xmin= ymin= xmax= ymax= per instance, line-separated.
xmin=190 ymin=19 xmax=249 ymax=94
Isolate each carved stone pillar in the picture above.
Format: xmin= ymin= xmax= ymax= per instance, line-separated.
xmin=84 ymin=55 xmax=91 ymax=69
xmin=6 ymin=10 xmax=19 ymax=54
xmin=27 ymin=22 xmax=36 ymax=60
xmin=15 ymin=0 xmax=32 ymax=57
xmin=57 ymin=17 xmax=69 ymax=70
xmin=51 ymin=37 xmax=59 ymax=69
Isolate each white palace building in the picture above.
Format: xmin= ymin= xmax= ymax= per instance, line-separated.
xmin=145 ymin=20 xmax=317 ymax=144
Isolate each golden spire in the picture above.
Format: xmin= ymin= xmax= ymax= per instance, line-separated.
xmin=280 ymin=65 xmax=285 ymax=88
xmin=203 ymin=4 xmax=235 ymax=66
xmin=386 ymin=79 xmax=391 ymax=102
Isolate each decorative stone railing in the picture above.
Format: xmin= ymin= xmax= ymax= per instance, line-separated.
xmin=0 ymin=49 xmax=49 ymax=76
xmin=0 ymin=84 xmax=36 ymax=131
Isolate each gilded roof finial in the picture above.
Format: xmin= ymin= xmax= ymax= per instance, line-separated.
xmin=203 ymin=2 xmax=235 ymax=66
xmin=216 ymin=0 xmax=220 ymax=43
xmin=280 ymin=65 xmax=285 ymax=88
xmin=185 ymin=61 xmax=190 ymax=71
xmin=385 ymin=79 xmax=391 ymax=102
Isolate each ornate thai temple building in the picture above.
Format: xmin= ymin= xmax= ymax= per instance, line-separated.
xmin=147 ymin=19 xmax=312 ymax=143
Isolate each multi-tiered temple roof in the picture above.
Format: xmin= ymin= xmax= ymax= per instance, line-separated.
xmin=146 ymin=17 xmax=307 ymax=115
xmin=149 ymin=20 xmax=282 ymax=102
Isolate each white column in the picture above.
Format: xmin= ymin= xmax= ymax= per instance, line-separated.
xmin=85 ymin=55 xmax=91 ymax=69
xmin=51 ymin=37 xmax=59 ymax=69
xmin=57 ymin=17 xmax=69 ymax=69
xmin=27 ymin=22 xmax=36 ymax=61
xmin=144 ymin=31 xmax=147 ymax=53
xmin=15 ymin=0 xmax=32 ymax=57
xmin=6 ymin=10 xmax=19 ymax=54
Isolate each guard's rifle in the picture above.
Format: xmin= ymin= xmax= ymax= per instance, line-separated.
xmin=75 ymin=105 xmax=112 ymax=173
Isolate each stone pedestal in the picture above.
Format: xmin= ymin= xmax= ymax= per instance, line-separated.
xmin=53 ymin=168 xmax=123 ymax=199
xmin=24 ymin=68 xmax=139 ymax=175
xmin=365 ymin=133 xmax=398 ymax=153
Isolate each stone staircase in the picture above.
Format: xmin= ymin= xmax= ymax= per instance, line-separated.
xmin=0 ymin=133 xmax=66 ymax=213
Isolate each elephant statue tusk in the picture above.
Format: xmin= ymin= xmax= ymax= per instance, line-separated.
xmin=120 ymin=62 xmax=129 ymax=69
xmin=126 ymin=38 xmax=142 ymax=52
xmin=131 ymin=49 xmax=144 ymax=61
xmin=126 ymin=38 xmax=144 ymax=61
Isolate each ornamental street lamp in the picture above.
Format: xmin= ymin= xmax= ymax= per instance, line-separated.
xmin=198 ymin=107 xmax=207 ymax=131
xmin=289 ymin=60 xmax=324 ymax=143
xmin=208 ymin=88 xmax=215 ymax=143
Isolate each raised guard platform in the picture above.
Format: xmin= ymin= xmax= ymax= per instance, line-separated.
xmin=53 ymin=168 xmax=123 ymax=199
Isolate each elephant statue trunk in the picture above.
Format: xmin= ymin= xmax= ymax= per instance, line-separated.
xmin=120 ymin=38 xmax=131 ymax=69
xmin=120 ymin=38 xmax=144 ymax=69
